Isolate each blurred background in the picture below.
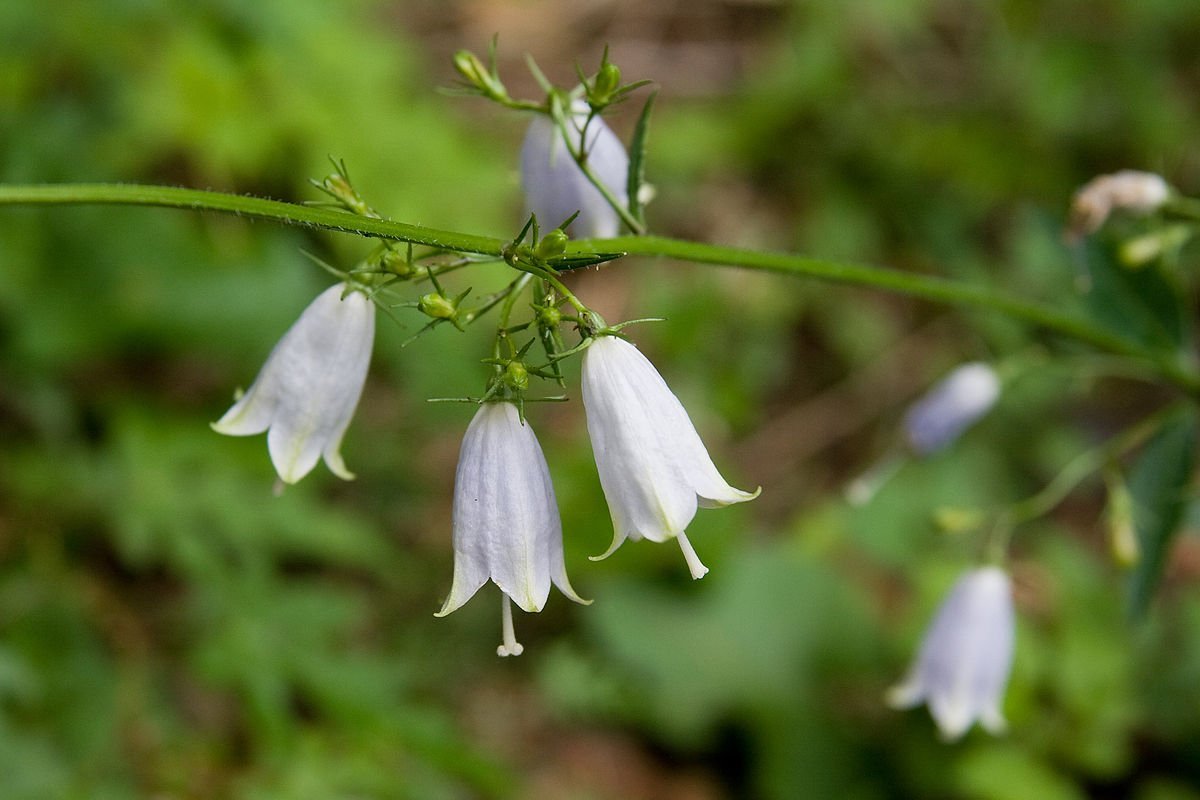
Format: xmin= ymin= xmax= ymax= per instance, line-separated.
xmin=2 ymin=1 xmax=1200 ymax=797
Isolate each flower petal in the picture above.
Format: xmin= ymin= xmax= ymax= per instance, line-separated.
xmin=520 ymin=100 xmax=629 ymax=239
xmin=213 ymin=284 xmax=375 ymax=484
xmin=582 ymin=337 xmax=699 ymax=546
xmin=903 ymin=362 xmax=1000 ymax=455
xmin=439 ymin=403 xmax=563 ymax=615
xmin=890 ymin=566 xmax=1015 ymax=740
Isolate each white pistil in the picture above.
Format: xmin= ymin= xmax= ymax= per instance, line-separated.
xmin=676 ymin=533 xmax=710 ymax=580
xmin=496 ymin=595 xmax=524 ymax=658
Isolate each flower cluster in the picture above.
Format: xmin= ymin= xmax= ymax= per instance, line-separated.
xmin=216 ymin=286 xmax=757 ymax=654
xmin=210 ymin=54 xmax=764 ymax=656
xmin=210 ymin=47 xmax=1055 ymax=741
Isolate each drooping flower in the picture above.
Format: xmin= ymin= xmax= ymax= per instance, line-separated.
xmin=520 ymin=100 xmax=629 ymax=239
xmin=1068 ymin=169 xmax=1171 ymax=239
xmin=888 ymin=566 xmax=1015 ymax=741
xmin=212 ymin=282 xmax=375 ymax=484
xmin=903 ymin=362 xmax=1000 ymax=456
xmin=436 ymin=401 xmax=587 ymax=657
xmin=581 ymin=335 xmax=759 ymax=579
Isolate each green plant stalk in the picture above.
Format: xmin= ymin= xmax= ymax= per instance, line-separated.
xmin=1006 ymin=402 xmax=1186 ymax=527
xmin=2 ymin=182 xmax=1197 ymax=394
xmin=552 ymin=114 xmax=647 ymax=236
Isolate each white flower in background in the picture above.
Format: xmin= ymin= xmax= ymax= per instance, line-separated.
xmin=581 ymin=335 xmax=760 ymax=579
xmin=520 ymin=100 xmax=629 ymax=239
xmin=1069 ymin=169 xmax=1171 ymax=238
xmin=888 ymin=566 xmax=1015 ymax=741
xmin=436 ymin=401 xmax=587 ymax=657
xmin=212 ymin=283 xmax=375 ymax=484
xmin=903 ymin=362 xmax=1000 ymax=456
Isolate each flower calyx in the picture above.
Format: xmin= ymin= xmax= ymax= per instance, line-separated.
xmin=452 ymin=42 xmax=511 ymax=105
xmin=577 ymin=46 xmax=652 ymax=113
xmin=309 ymin=157 xmax=379 ymax=219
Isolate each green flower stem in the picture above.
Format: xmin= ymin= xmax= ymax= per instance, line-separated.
xmin=1006 ymin=402 xmax=1184 ymax=527
xmin=0 ymin=183 xmax=508 ymax=255
xmin=2 ymin=182 xmax=1197 ymax=394
xmin=584 ymin=234 xmax=1200 ymax=395
xmin=552 ymin=114 xmax=647 ymax=235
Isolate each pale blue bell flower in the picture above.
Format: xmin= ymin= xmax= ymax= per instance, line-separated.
xmin=212 ymin=283 xmax=375 ymax=484
xmin=520 ymin=100 xmax=629 ymax=239
xmin=436 ymin=401 xmax=587 ymax=657
xmin=903 ymin=362 xmax=1000 ymax=455
xmin=581 ymin=335 xmax=759 ymax=579
xmin=888 ymin=566 xmax=1015 ymax=740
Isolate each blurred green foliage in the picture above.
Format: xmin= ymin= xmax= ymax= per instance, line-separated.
xmin=2 ymin=1 xmax=1200 ymax=798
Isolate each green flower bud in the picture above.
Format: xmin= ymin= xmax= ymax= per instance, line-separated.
xmin=453 ymin=49 xmax=507 ymax=101
xmin=418 ymin=292 xmax=457 ymax=320
xmin=536 ymin=305 xmax=563 ymax=328
xmin=378 ymin=248 xmax=414 ymax=278
xmin=1118 ymin=225 xmax=1193 ymax=268
xmin=535 ymin=229 xmax=568 ymax=259
xmin=321 ymin=173 xmax=371 ymax=216
xmin=932 ymin=506 xmax=985 ymax=535
xmin=504 ymin=360 xmax=530 ymax=392
xmin=1106 ymin=479 xmax=1139 ymax=567
xmin=592 ymin=62 xmax=621 ymax=103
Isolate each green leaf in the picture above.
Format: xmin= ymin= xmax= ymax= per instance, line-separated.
xmin=626 ymin=91 xmax=656 ymax=226
xmin=1127 ymin=407 xmax=1197 ymax=619
xmin=1079 ymin=234 xmax=1189 ymax=352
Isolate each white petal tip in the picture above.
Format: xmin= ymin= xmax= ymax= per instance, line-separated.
xmin=210 ymin=419 xmax=247 ymax=436
xmin=275 ymin=469 xmax=305 ymax=486
xmin=433 ymin=597 xmax=464 ymax=618
xmin=589 ymin=532 xmax=627 ymax=562
xmin=322 ymin=445 xmax=357 ymax=481
xmin=562 ymin=585 xmax=593 ymax=605
xmin=936 ymin=723 xmax=971 ymax=743
xmin=885 ymin=683 xmax=921 ymax=710
xmin=699 ymin=484 xmax=761 ymax=509
xmin=980 ymin=708 xmax=1008 ymax=736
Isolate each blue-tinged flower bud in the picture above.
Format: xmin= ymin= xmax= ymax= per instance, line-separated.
xmin=435 ymin=402 xmax=588 ymax=656
xmin=581 ymin=335 xmax=759 ymax=578
xmin=521 ymin=100 xmax=629 ymax=239
xmin=212 ymin=283 xmax=375 ymax=483
xmin=904 ymin=363 xmax=1000 ymax=456
xmin=888 ymin=566 xmax=1015 ymax=740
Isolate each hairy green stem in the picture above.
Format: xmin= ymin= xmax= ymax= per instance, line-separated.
xmin=1 ymin=182 xmax=1197 ymax=394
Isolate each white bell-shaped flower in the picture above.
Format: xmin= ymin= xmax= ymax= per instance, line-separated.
xmin=212 ymin=282 xmax=375 ymax=484
xmin=520 ymin=100 xmax=629 ymax=239
xmin=581 ymin=335 xmax=759 ymax=579
xmin=888 ymin=566 xmax=1015 ymax=741
xmin=903 ymin=362 xmax=1000 ymax=456
xmin=436 ymin=401 xmax=587 ymax=657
